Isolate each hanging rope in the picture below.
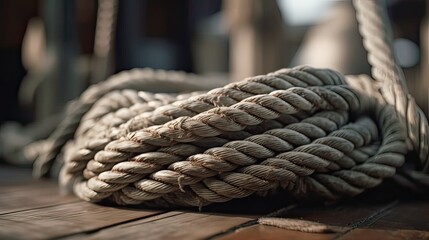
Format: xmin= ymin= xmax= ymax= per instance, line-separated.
xmin=24 ymin=0 xmax=428 ymax=209
xmin=353 ymin=0 xmax=429 ymax=175
xmin=257 ymin=0 xmax=429 ymax=231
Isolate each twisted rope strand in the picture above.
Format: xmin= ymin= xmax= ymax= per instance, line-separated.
xmin=116 ymin=110 xmax=401 ymax=206
xmin=353 ymin=0 xmax=429 ymax=173
xmin=32 ymin=69 xmax=224 ymax=177
xmin=6 ymin=0 xmax=425 ymax=212
xmin=76 ymin=111 xmax=346 ymax=200
xmin=60 ymin=67 xmax=345 ymax=191
xmin=51 ymin=64 xmax=421 ymax=207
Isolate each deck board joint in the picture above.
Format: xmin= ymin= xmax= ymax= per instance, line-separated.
xmin=333 ymin=200 xmax=400 ymax=240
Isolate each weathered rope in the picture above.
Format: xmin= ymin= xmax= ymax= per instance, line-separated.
xmin=353 ymin=0 xmax=429 ymax=172
xmin=353 ymin=0 xmax=429 ymax=200
xmin=23 ymin=0 xmax=427 ymax=210
xmin=32 ymin=69 xmax=224 ymax=177
xmin=52 ymin=65 xmax=414 ymax=208
xmin=257 ymin=1 xmax=429 ymax=231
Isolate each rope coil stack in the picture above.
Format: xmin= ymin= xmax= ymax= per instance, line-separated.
xmin=32 ymin=69 xmax=223 ymax=177
xmin=27 ymin=0 xmax=428 ymax=208
xmin=54 ymin=66 xmax=412 ymax=207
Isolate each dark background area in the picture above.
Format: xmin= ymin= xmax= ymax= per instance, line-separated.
xmin=0 ymin=0 xmax=427 ymax=126
xmin=0 ymin=0 xmax=223 ymax=124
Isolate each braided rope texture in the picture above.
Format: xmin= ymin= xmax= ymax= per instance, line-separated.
xmin=50 ymin=65 xmax=428 ymax=208
xmin=353 ymin=0 xmax=429 ymax=193
xmin=31 ymin=68 xmax=225 ymax=177
xmin=354 ymin=0 xmax=429 ymax=172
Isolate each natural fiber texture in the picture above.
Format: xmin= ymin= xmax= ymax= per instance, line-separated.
xmin=258 ymin=217 xmax=348 ymax=233
xmin=254 ymin=0 xmax=429 ymax=233
xmin=26 ymin=0 xmax=428 ymax=209
xmin=32 ymin=69 xmax=225 ymax=177
xmin=355 ymin=0 xmax=428 ymax=165
xmin=52 ymin=65 xmax=412 ymax=208
xmin=353 ymin=0 xmax=429 ymax=187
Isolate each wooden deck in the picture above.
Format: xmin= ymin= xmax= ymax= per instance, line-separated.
xmin=0 ymin=165 xmax=428 ymax=240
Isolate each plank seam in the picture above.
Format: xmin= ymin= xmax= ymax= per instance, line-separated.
xmin=333 ymin=200 xmax=400 ymax=240
xmin=55 ymin=210 xmax=172 ymax=239
xmin=0 ymin=199 xmax=81 ymax=216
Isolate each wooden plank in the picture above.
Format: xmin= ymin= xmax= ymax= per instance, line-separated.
xmin=0 ymin=201 xmax=162 ymax=239
xmin=217 ymin=199 xmax=429 ymax=240
xmin=339 ymin=229 xmax=429 ymax=240
xmin=215 ymin=200 xmax=393 ymax=240
xmin=277 ymin=200 xmax=397 ymax=228
xmin=1 ymin=165 xmax=427 ymax=240
xmin=208 ymin=190 xmax=398 ymax=240
xmin=0 ymin=180 xmax=58 ymax=193
xmin=69 ymin=211 xmax=255 ymax=240
xmin=0 ymin=183 xmax=78 ymax=214
xmin=215 ymin=225 xmax=336 ymax=240
xmin=213 ymin=200 xmax=429 ymax=240
xmin=368 ymin=201 xmax=429 ymax=231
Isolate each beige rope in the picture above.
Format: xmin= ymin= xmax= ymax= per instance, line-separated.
xmin=353 ymin=1 xmax=429 ymax=205
xmin=258 ymin=217 xmax=348 ymax=233
xmin=31 ymin=69 xmax=224 ymax=177
xmin=23 ymin=0 xmax=427 ymax=211
xmin=52 ymin=65 xmax=412 ymax=207
xmin=353 ymin=0 xmax=429 ymax=173
xmin=258 ymin=1 xmax=429 ymax=232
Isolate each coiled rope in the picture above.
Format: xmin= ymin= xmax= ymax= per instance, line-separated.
xmin=56 ymin=66 xmax=409 ymax=207
xmin=353 ymin=0 xmax=429 ymax=189
xmin=29 ymin=0 xmax=428 ymax=208
xmin=32 ymin=69 xmax=224 ymax=177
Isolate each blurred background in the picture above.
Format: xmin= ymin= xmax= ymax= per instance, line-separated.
xmin=0 ymin=0 xmax=427 ymax=165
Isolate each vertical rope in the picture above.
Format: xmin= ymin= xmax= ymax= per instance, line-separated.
xmin=353 ymin=0 xmax=407 ymax=92
xmin=353 ymin=0 xmax=429 ymax=172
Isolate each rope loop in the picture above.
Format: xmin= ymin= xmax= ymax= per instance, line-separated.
xmin=25 ymin=0 xmax=428 ymax=208
xmin=49 ymin=65 xmax=424 ymax=207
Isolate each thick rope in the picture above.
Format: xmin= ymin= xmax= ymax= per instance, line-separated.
xmin=352 ymin=1 xmax=429 ymax=198
xmin=353 ymin=0 xmax=429 ymax=173
xmin=31 ymin=69 xmax=225 ymax=177
xmin=51 ymin=65 xmax=416 ymax=208
xmin=19 ymin=0 xmax=427 ymax=211
xmin=257 ymin=1 xmax=429 ymax=230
